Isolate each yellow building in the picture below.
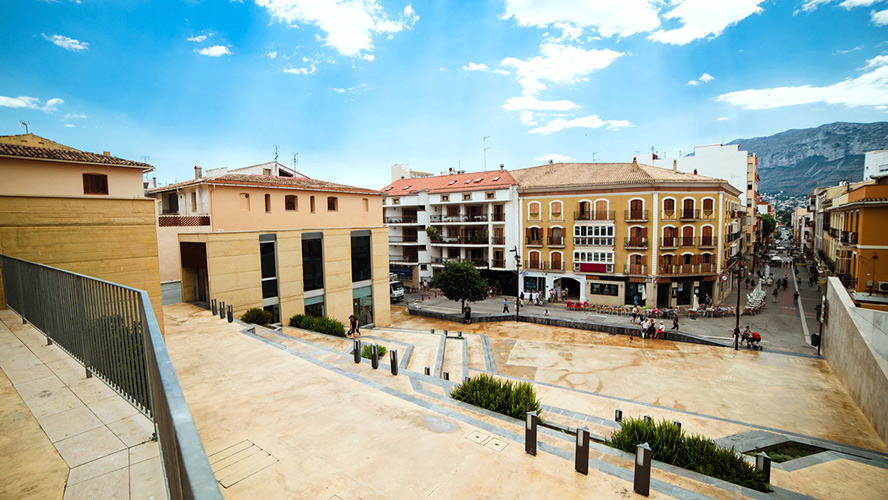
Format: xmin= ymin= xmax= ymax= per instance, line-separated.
xmin=148 ymin=170 xmax=390 ymax=327
xmin=510 ymin=160 xmax=743 ymax=308
xmin=0 ymin=134 xmax=164 ymax=330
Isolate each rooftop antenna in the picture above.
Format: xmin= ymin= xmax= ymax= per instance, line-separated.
xmin=140 ymin=155 xmax=150 ymax=163
xmin=592 ymin=151 xmax=599 ymax=162
xmin=483 ymin=136 xmax=490 ymax=171
xmin=19 ymin=120 xmax=30 ymax=134
xmin=273 ymin=145 xmax=279 ymax=164
xmin=293 ymin=152 xmax=298 ymax=168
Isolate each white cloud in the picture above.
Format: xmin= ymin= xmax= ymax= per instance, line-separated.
xmin=333 ymin=87 xmax=345 ymax=93
xmin=519 ymin=111 xmax=538 ymax=126
xmin=0 ymin=95 xmax=64 ymax=112
xmin=197 ymin=45 xmax=232 ymax=57
xmin=873 ymin=8 xmax=888 ymax=25
xmin=716 ymin=55 xmax=888 ymax=109
xmin=528 ymin=115 xmax=630 ymax=135
xmin=265 ymin=50 xmax=278 ymax=59
xmin=187 ymin=35 xmax=208 ymax=43
xmin=501 ymin=0 xmax=661 ymax=38
xmin=839 ymin=0 xmax=879 ymax=8
xmin=500 ymin=43 xmax=623 ymax=96
xmin=63 ymin=113 xmax=87 ymax=120
xmin=502 ymin=95 xmax=579 ymax=111
xmin=717 ymin=116 xmax=728 ymax=121
xmin=42 ymin=33 xmax=88 ymax=51
xmin=284 ymin=64 xmax=317 ymax=75
xmin=648 ymin=0 xmax=765 ymax=46
xmin=462 ymin=62 xmax=489 ymax=72
xmin=65 ymin=123 xmax=75 ymax=128
xmin=536 ymin=153 xmax=575 ymax=163
xmin=494 ymin=69 xmax=511 ymax=75
xmin=255 ymin=0 xmax=418 ymax=60
xmin=688 ymin=72 xmax=714 ymax=85
xmin=798 ymin=0 xmax=880 ymax=13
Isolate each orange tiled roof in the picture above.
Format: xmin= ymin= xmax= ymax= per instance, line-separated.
xmin=148 ymin=173 xmax=382 ymax=196
xmin=380 ymin=170 xmax=517 ymax=195
xmin=510 ymin=161 xmax=736 ymax=192
xmin=0 ymin=134 xmax=153 ymax=171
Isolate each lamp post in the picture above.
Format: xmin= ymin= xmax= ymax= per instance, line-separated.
xmin=734 ymin=263 xmax=745 ymax=350
xmin=510 ymin=246 xmax=521 ymax=322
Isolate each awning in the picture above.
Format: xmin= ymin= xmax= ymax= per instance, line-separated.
xmin=390 ymin=269 xmax=413 ymax=276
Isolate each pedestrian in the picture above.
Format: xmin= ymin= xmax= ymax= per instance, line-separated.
xmin=772 ymin=287 xmax=779 ymax=303
xmin=629 ymin=329 xmax=634 ymax=343
xmin=348 ymin=314 xmax=361 ymax=338
xmin=519 ymin=291 xmax=524 ymax=306
xmin=656 ymin=321 xmax=665 ymax=339
xmin=544 ymin=309 xmax=549 ymax=316
xmin=631 ymin=305 xmax=638 ymax=323
xmin=745 ymin=277 xmax=750 ymax=287
xmin=503 ymin=298 xmax=509 ymax=313
xmin=464 ymin=305 xmax=472 ymax=325
xmin=672 ymin=312 xmax=679 ymax=330
xmin=794 ymin=291 xmax=799 ymax=302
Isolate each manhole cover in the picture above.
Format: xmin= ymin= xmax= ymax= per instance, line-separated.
xmin=466 ymin=430 xmax=489 ymax=444
xmin=485 ymin=438 xmax=508 ymax=452
xmin=209 ymin=440 xmax=279 ymax=488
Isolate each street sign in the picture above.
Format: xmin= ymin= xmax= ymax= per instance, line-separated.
xmin=720 ymin=274 xmax=729 ymax=282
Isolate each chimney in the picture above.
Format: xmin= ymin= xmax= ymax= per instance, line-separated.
xmin=194 ymin=166 xmax=202 ymax=179
xmin=632 ymin=157 xmax=638 ymax=168
xmin=673 ymin=159 xmax=677 ymax=172
xmin=500 ymin=164 xmax=504 ymax=171
xmin=103 ymin=151 xmax=110 ymax=156
xmin=151 ymin=177 xmax=157 ymax=189
xmin=549 ymin=159 xmax=554 ymax=165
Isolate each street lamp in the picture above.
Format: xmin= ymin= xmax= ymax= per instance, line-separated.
xmin=510 ymin=246 xmax=521 ymax=322
xmin=734 ymin=263 xmax=745 ymax=350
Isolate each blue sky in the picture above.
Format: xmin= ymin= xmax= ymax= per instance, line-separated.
xmin=2 ymin=0 xmax=887 ymax=188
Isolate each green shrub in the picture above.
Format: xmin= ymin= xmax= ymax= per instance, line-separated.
xmin=450 ymin=373 xmax=542 ymax=421
xmin=604 ymin=417 xmax=769 ymax=492
xmin=288 ymin=314 xmax=346 ymax=337
xmin=361 ymin=344 xmax=387 ymax=360
xmin=242 ymin=308 xmax=273 ymax=325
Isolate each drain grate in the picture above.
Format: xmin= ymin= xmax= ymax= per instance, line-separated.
xmin=485 ymin=438 xmax=508 ymax=452
xmin=465 ymin=430 xmax=509 ymax=452
xmin=208 ymin=439 xmax=279 ymax=488
xmin=466 ymin=430 xmax=489 ymax=444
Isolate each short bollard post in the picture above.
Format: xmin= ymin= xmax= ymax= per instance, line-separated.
xmin=643 ymin=415 xmax=652 ymax=425
xmin=443 ymin=329 xmax=448 ymax=336
xmin=219 ymin=302 xmax=226 ymax=319
xmin=390 ymin=350 xmax=398 ymax=375
xmin=353 ymin=340 xmax=361 ymax=364
xmin=634 ymin=443 xmax=652 ymax=496
xmin=430 ymin=328 xmax=435 ymax=334
xmin=673 ymin=420 xmax=681 ymax=429
xmin=424 ymin=367 xmax=430 ymax=376
xmin=464 ymin=377 xmax=471 ymax=384
xmin=443 ymin=371 xmax=449 ymax=381
xmin=458 ymin=330 xmax=463 ymax=338
xmin=227 ymin=304 xmax=233 ymax=323
xmin=211 ymin=299 xmax=218 ymax=315
xmin=756 ymin=452 xmax=771 ymax=486
xmin=575 ymin=427 xmax=590 ymax=475
xmin=525 ymin=411 xmax=538 ymax=456
xmin=615 ymin=409 xmax=623 ymax=422
xmin=371 ymin=344 xmax=379 ymax=369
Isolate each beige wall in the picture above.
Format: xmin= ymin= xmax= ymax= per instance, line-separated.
xmin=0 ymin=196 xmax=164 ymax=332
xmin=207 ymin=185 xmax=382 ymax=232
xmin=822 ymin=277 xmax=888 ymax=444
xmin=0 ymin=158 xmax=146 ymax=199
xmin=179 ymin=226 xmax=391 ymax=327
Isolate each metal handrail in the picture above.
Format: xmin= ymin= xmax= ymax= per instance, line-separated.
xmin=0 ymin=255 xmax=222 ymax=500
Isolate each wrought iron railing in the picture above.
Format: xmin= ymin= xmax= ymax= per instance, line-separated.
xmin=158 ymin=215 xmax=210 ymax=227
xmin=0 ymin=256 xmax=222 ymax=500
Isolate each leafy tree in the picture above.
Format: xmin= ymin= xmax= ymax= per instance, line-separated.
xmin=430 ymin=260 xmax=488 ymax=312
xmin=761 ymin=213 xmax=777 ymax=239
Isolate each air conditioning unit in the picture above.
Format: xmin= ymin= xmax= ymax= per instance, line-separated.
xmin=878 ymin=282 xmax=888 ymax=293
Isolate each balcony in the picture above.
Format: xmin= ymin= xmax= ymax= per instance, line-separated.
xmin=158 ymin=214 xmax=210 ymax=227
xmin=624 ymin=264 xmax=647 ymax=275
xmin=547 ymin=236 xmax=565 ymax=247
xmin=430 ymin=236 xmax=489 ymax=245
xmin=698 ymin=236 xmax=718 ymax=248
xmin=389 ymin=255 xmax=419 ymax=263
xmin=526 ymin=260 xmax=545 ymax=270
xmin=839 ymin=231 xmax=858 ymax=244
xmin=573 ymin=262 xmax=614 ymax=273
xmin=432 ymin=257 xmax=488 ymax=268
xmin=624 ymin=237 xmax=649 ymax=249
xmin=726 ymin=231 xmax=742 ymax=243
xmin=385 ymin=216 xmax=418 ymax=224
xmin=661 ymin=237 xmax=679 ymax=249
xmin=680 ymin=236 xmax=695 ymax=248
xmin=429 ymin=215 xmax=488 ymax=223
xmin=526 ymin=237 xmax=543 ymax=247
xmin=574 ymin=210 xmax=615 ymax=221
xmin=491 ymin=213 xmax=506 ymax=222
xmin=659 ymin=263 xmax=717 ymax=275
xmin=388 ymin=236 xmax=419 ymax=244
xmin=700 ymin=210 xmax=716 ymax=220
xmin=625 ymin=209 xmax=649 ymax=222
xmin=680 ymin=209 xmax=700 ymax=221
xmin=491 ymin=236 xmax=506 ymax=245
xmin=492 ymin=259 xmax=506 ymax=268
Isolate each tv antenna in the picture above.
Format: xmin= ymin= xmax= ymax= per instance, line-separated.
xmin=293 ymin=152 xmax=298 ymax=168
xmin=483 ymin=136 xmax=490 ymax=171
xmin=19 ymin=120 xmax=30 ymax=134
xmin=273 ymin=145 xmax=279 ymax=164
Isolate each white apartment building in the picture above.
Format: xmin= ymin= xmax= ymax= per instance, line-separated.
xmin=380 ymin=168 xmax=521 ymax=292
xmin=864 ymin=150 xmax=888 ymax=181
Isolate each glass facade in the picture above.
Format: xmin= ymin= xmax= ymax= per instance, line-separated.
xmin=260 ymin=240 xmax=278 ymax=299
xmin=304 ymin=295 xmax=325 ymax=317
xmin=302 ymin=234 xmax=324 ymax=291
xmin=351 ymin=233 xmax=371 ymax=282
xmin=352 ymin=286 xmax=373 ymax=325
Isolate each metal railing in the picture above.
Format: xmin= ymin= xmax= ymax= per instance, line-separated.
xmin=624 ymin=209 xmax=649 ymax=221
xmin=158 ymin=215 xmax=210 ymax=227
xmin=0 ymin=256 xmax=222 ymax=500
xmin=574 ymin=210 xmax=615 ymax=221
xmin=624 ymin=237 xmax=648 ymax=249
xmin=384 ymin=216 xmax=418 ymax=224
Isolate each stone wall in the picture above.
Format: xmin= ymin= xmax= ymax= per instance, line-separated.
xmin=822 ymin=277 xmax=888 ymax=444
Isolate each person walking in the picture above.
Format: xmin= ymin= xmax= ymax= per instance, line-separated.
xmin=503 ymin=298 xmax=509 ymax=313
xmin=772 ymin=287 xmax=779 ymax=303
xmin=464 ymin=305 xmax=472 ymax=325
xmin=794 ymin=291 xmax=799 ymax=302
xmin=672 ymin=311 xmax=679 ymax=330
xmin=348 ymin=315 xmax=361 ymax=338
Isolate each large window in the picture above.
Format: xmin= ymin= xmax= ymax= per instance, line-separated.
xmin=353 ymin=286 xmax=373 ymax=326
xmin=573 ymin=251 xmax=614 ymax=273
xmin=82 ymin=173 xmax=108 ymax=195
xmin=260 ymin=240 xmax=278 ymax=299
xmin=286 ymin=195 xmax=297 ymax=211
xmin=351 ymin=231 xmax=372 ymax=282
xmin=302 ymin=233 xmax=324 ymax=291
xmin=327 ymin=196 xmax=338 ymax=211
xmin=304 ymin=295 xmax=325 ymax=318
xmin=574 ymin=225 xmax=615 ymax=246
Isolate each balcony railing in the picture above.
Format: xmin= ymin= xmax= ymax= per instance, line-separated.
xmin=547 ymin=236 xmax=565 ymax=247
xmin=429 ymin=214 xmax=489 ymax=223
xmin=624 ymin=264 xmax=647 ymax=275
xmin=432 ymin=257 xmax=488 ymax=267
xmin=388 ymin=236 xmax=419 ymax=243
xmin=526 ymin=237 xmax=543 ymax=246
xmin=699 ymin=236 xmax=718 ymax=248
xmin=492 ymin=213 xmax=506 ymax=222
xmin=0 ymin=255 xmax=223 ymax=500
xmin=661 ymin=237 xmax=679 ymax=248
xmin=658 ymin=263 xmax=717 ymax=275
xmin=839 ymin=231 xmax=858 ymax=244
xmin=430 ymin=236 xmax=490 ymax=245
xmin=680 ymin=236 xmax=695 ymax=247
xmin=726 ymin=231 xmax=742 ymax=243
xmin=384 ymin=216 xmax=418 ymax=224
xmin=389 ymin=255 xmax=419 ymax=263
xmin=158 ymin=214 xmax=210 ymax=227
xmin=624 ymin=209 xmax=649 ymax=221
xmin=491 ymin=236 xmax=506 ymax=245
xmin=680 ymin=209 xmax=700 ymax=221
xmin=624 ymin=237 xmax=648 ymax=249
xmin=574 ymin=210 xmax=615 ymax=221
xmin=492 ymin=259 xmax=506 ymax=268
xmin=527 ymin=260 xmax=544 ymax=270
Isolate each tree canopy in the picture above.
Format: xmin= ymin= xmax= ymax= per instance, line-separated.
xmin=430 ymin=260 xmax=489 ymax=311
xmin=761 ymin=213 xmax=777 ymax=239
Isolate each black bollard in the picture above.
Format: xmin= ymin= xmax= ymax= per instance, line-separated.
xmin=424 ymin=367 xmax=430 ymax=376
xmin=443 ymin=371 xmax=449 ymax=380
xmin=371 ymin=344 xmax=379 ymax=369
xmin=673 ymin=420 xmax=681 ymax=429
xmin=353 ymin=340 xmax=361 ymax=364
xmin=211 ymin=299 xmax=217 ymax=315
xmin=525 ymin=411 xmax=538 ymax=456
xmin=464 ymin=377 xmax=471 ymax=384
xmin=390 ymin=350 xmax=398 ymax=375
xmin=615 ymin=409 xmax=623 ymax=422
xmin=443 ymin=329 xmax=448 ymax=336
xmin=430 ymin=328 xmax=435 ymax=334
xmin=756 ymin=452 xmax=771 ymax=486
xmin=634 ymin=443 xmax=652 ymax=496
xmin=575 ymin=427 xmax=590 ymax=475
xmin=219 ymin=302 xmax=226 ymax=320
xmin=458 ymin=330 xmax=463 ymax=338
xmin=227 ymin=305 xmax=233 ymax=323
xmin=643 ymin=415 xmax=652 ymax=425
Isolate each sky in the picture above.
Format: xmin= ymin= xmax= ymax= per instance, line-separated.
xmin=2 ymin=0 xmax=887 ymax=189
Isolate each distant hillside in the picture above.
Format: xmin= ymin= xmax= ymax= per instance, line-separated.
xmin=727 ymin=122 xmax=888 ymax=199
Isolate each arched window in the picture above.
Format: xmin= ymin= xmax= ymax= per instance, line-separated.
xmin=702 ymin=197 xmax=714 ymax=218
xmin=663 ymin=226 xmax=676 ymax=247
xmin=701 ymin=225 xmax=714 ymax=246
xmin=577 ymin=201 xmax=591 ymax=220
xmin=682 ymin=198 xmax=696 ymax=219
xmin=550 ymin=251 xmax=562 ymax=271
xmin=548 ymin=226 xmax=564 ymax=246
xmin=594 ymin=200 xmax=609 ymax=220
xmin=628 ymin=226 xmax=647 ymax=247
xmin=701 ymin=253 xmax=713 ymax=272
xmin=550 ymin=201 xmax=562 ymax=220
xmin=528 ymin=202 xmax=541 ymax=220
xmin=663 ymin=198 xmax=675 ymax=219
xmin=681 ymin=226 xmax=694 ymax=247
xmin=528 ymin=251 xmax=541 ymax=269
xmin=629 ymin=254 xmax=646 ymax=274
xmin=629 ymin=199 xmax=644 ymax=220
xmin=526 ymin=226 xmax=542 ymax=245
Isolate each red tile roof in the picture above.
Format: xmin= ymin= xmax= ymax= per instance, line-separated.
xmin=380 ymin=170 xmax=517 ymax=195
xmin=0 ymin=135 xmax=153 ymax=171
xmin=148 ymin=173 xmax=382 ymax=196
